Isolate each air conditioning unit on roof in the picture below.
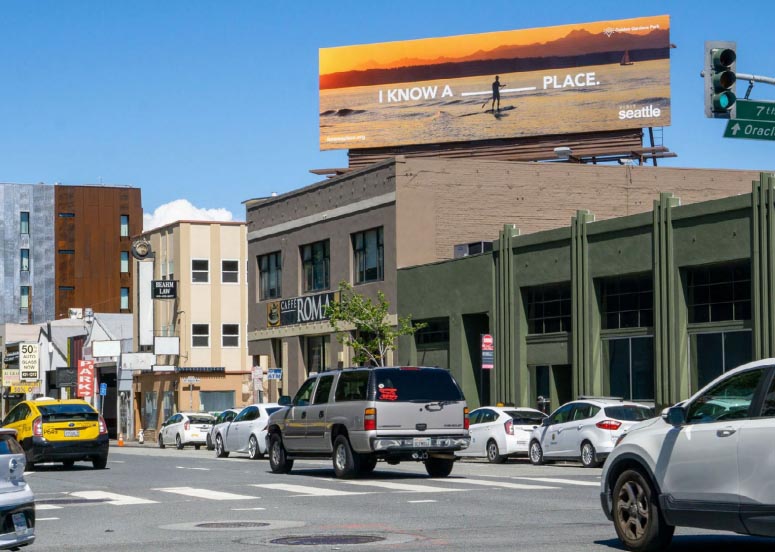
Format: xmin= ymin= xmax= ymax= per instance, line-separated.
xmin=453 ymin=241 xmax=493 ymax=259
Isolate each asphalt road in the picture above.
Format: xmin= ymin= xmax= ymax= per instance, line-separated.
xmin=24 ymin=443 xmax=775 ymax=551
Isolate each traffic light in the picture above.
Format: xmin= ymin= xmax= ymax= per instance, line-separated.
xmin=704 ymin=40 xmax=737 ymax=118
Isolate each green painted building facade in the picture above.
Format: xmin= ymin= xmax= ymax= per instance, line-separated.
xmin=398 ymin=173 xmax=775 ymax=411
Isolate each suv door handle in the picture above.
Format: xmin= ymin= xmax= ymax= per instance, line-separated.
xmin=318 ymin=411 xmax=324 ymax=418
xmin=577 ymin=425 xmax=583 ymax=430
xmin=717 ymin=427 xmax=736 ymax=438
xmin=301 ymin=412 xmax=307 ymax=419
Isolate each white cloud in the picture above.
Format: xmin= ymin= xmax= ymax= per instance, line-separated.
xmin=143 ymin=199 xmax=234 ymax=232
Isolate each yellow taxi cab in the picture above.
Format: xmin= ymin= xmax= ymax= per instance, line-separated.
xmin=1 ymin=398 xmax=109 ymax=469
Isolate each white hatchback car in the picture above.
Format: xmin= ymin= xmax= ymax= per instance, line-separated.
xmin=214 ymin=403 xmax=283 ymax=459
xmin=158 ymin=412 xmax=215 ymax=450
xmin=457 ymin=406 xmax=546 ymax=463
xmin=530 ymin=398 xmax=653 ymax=468
xmin=601 ymin=359 xmax=775 ymax=552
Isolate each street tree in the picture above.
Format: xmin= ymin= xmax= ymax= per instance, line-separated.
xmin=325 ymin=282 xmax=425 ymax=367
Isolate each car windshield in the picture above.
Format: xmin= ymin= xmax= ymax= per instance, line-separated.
xmin=505 ymin=410 xmax=546 ymax=424
xmin=37 ymin=404 xmax=98 ymax=422
xmin=604 ymin=405 xmax=653 ymax=421
xmin=374 ymin=368 xmax=464 ymax=402
xmin=188 ymin=416 xmax=214 ymax=424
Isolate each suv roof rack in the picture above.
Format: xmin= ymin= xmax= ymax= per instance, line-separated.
xmin=577 ymin=396 xmax=624 ymax=401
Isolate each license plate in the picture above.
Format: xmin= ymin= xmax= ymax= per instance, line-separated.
xmin=64 ymin=430 xmax=79 ymax=437
xmin=12 ymin=513 xmax=26 ymax=535
xmin=413 ymin=437 xmax=431 ymax=448
xmin=191 ymin=433 xmax=200 ymax=438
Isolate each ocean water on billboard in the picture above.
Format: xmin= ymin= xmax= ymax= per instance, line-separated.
xmin=319 ymin=60 xmax=670 ymax=149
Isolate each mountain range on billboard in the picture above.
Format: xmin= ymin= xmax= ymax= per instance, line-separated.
xmin=321 ymin=28 xmax=670 ymax=90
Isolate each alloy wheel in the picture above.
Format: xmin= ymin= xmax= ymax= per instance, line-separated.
xmin=616 ymin=479 xmax=650 ymax=540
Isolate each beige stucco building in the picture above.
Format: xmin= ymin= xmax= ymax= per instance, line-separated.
xmin=131 ymin=220 xmax=252 ymax=440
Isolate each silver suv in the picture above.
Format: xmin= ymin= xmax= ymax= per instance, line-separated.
xmin=601 ymin=359 xmax=775 ymax=551
xmin=0 ymin=429 xmax=35 ymax=550
xmin=266 ymin=366 xmax=470 ymax=478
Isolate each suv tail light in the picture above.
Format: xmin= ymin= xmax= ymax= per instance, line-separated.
xmin=504 ymin=419 xmax=514 ymax=435
xmin=596 ymin=419 xmax=622 ymax=431
xmin=98 ymin=416 xmax=108 ymax=435
xmin=184 ymin=421 xmax=190 ymax=431
xmin=464 ymin=407 xmax=469 ymax=430
xmin=32 ymin=417 xmax=42 ymax=437
xmin=364 ymin=408 xmax=377 ymax=431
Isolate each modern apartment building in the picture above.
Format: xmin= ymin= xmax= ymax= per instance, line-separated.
xmin=131 ymin=221 xmax=251 ymax=438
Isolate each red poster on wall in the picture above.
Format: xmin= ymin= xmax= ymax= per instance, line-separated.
xmin=77 ymin=360 xmax=96 ymax=398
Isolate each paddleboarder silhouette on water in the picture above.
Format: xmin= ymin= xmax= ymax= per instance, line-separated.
xmin=491 ymin=75 xmax=505 ymax=112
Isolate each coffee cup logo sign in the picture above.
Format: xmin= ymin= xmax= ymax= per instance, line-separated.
xmin=266 ymin=292 xmax=338 ymax=328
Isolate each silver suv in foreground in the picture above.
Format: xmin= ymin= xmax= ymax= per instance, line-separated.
xmin=601 ymin=359 xmax=775 ymax=551
xmin=0 ymin=429 xmax=34 ymax=550
xmin=266 ymin=366 xmax=470 ymax=478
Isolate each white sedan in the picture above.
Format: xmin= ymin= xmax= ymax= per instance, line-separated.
xmin=457 ymin=406 xmax=547 ymax=463
xmin=214 ymin=403 xmax=284 ymax=459
xmin=158 ymin=412 xmax=215 ymax=450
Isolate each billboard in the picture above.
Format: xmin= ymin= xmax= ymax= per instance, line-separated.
xmin=20 ymin=343 xmax=39 ymax=382
xmin=319 ymin=15 xmax=670 ymax=150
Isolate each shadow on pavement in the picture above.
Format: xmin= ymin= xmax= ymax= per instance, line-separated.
xmin=595 ymin=534 xmax=775 ymax=550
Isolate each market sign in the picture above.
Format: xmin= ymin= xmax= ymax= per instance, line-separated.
xmin=319 ymin=15 xmax=670 ymax=150
xmin=266 ymin=292 xmax=339 ymax=328
xmin=152 ymin=280 xmax=177 ymax=299
xmin=20 ymin=343 xmax=39 ymax=382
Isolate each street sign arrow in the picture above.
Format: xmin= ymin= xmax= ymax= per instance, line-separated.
xmin=724 ymin=119 xmax=775 ymax=141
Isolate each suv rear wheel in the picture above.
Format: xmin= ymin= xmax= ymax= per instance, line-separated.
xmin=333 ymin=435 xmax=360 ymax=479
xmin=268 ymin=434 xmax=294 ymax=474
xmin=612 ymin=469 xmax=674 ymax=552
xmin=425 ymin=457 xmax=454 ymax=478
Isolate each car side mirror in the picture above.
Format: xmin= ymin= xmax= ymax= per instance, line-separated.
xmin=541 ymin=417 xmax=551 ymax=426
xmin=663 ymin=406 xmax=686 ymax=426
xmin=278 ymin=396 xmax=292 ymax=406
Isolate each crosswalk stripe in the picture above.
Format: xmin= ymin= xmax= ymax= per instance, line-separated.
xmin=70 ymin=491 xmax=158 ymax=505
xmin=511 ymin=477 xmax=600 ymax=487
xmin=252 ymin=483 xmax=369 ymax=497
xmin=340 ymin=480 xmax=467 ymax=493
xmin=36 ymin=504 xmax=63 ymax=510
xmin=449 ymin=478 xmax=558 ymax=490
xmin=153 ymin=487 xmax=259 ymax=500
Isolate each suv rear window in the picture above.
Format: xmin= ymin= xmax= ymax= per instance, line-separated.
xmin=374 ymin=369 xmax=463 ymax=402
xmin=38 ymin=404 xmax=98 ymax=422
xmin=335 ymin=371 xmax=370 ymax=402
xmin=604 ymin=405 xmax=653 ymax=421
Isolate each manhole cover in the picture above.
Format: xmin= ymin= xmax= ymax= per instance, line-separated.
xmin=37 ymin=498 xmax=109 ymax=505
xmin=196 ymin=522 xmax=270 ymax=529
xmin=270 ymin=535 xmax=385 ymax=545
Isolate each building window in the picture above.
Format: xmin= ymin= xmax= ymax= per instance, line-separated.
xmin=353 ymin=227 xmax=384 ymax=284
xmin=20 ymin=212 xmax=29 ymax=235
xmin=58 ymin=212 xmax=75 ymax=218
xmin=200 ymin=391 xmax=235 ymax=413
xmin=20 ymin=286 xmax=30 ymax=310
xmin=692 ymin=330 xmax=752 ymax=390
xmin=120 ymin=287 xmax=129 ymax=310
xmin=222 ymin=324 xmax=239 ymax=347
xmin=58 ymin=249 xmax=75 ymax=255
xmin=120 ymin=252 xmax=129 ymax=273
xmin=601 ymin=274 xmax=653 ymax=329
xmin=259 ymin=252 xmax=282 ymax=300
xmin=607 ymin=336 xmax=654 ymax=401
xmin=59 ymin=286 xmax=75 ymax=292
xmin=221 ymin=260 xmax=239 ymax=283
xmin=192 ymin=259 xmax=209 ymax=283
xmin=687 ymin=262 xmax=751 ymax=323
xmin=192 ymin=324 xmax=209 ymax=347
xmin=526 ymin=284 xmax=572 ymax=334
xmin=305 ymin=335 xmax=330 ymax=372
xmin=20 ymin=249 xmax=29 ymax=272
xmin=301 ymin=240 xmax=329 ymax=292
xmin=120 ymin=215 xmax=129 ymax=237
xmin=143 ymin=391 xmax=158 ymax=430
xmin=414 ymin=318 xmax=450 ymax=347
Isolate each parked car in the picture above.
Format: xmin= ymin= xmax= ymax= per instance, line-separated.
xmin=529 ymin=397 xmax=653 ymax=468
xmin=457 ymin=406 xmax=546 ymax=463
xmin=206 ymin=408 xmax=240 ymax=451
xmin=266 ymin=366 xmax=470 ymax=478
xmin=1 ymin=397 xmax=109 ymax=469
xmin=601 ymin=359 xmax=775 ymax=552
xmin=158 ymin=412 xmax=215 ymax=450
xmin=0 ymin=429 xmax=34 ymax=550
xmin=214 ymin=403 xmax=283 ymax=459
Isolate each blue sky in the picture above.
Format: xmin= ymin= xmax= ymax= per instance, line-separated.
xmin=2 ymin=1 xmax=773 ymax=227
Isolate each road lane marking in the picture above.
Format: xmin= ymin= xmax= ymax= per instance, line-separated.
xmin=38 ymin=517 xmax=59 ymax=521
xmin=154 ymin=487 xmax=259 ymax=500
xmin=70 ymin=491 xmax=158 ymax=505
xmin=340 ymin=480 xmax=467 ymax=493
xmin=252 ymin=483 xmax=368 ymax=497
xmin=176 ymin=466 xmax=210 ymax=471
xmin=511 ymin=477 xmax=600 ymax=487
xmin=231 ymin=507 xmax=266 ymax=511
xmin=449 ymin=478 xmax=558 ymax=490
xmin=36 ymin=504 xmax=63 ymax=510
xmin=408 ymin=500 xmax=437 ymax=503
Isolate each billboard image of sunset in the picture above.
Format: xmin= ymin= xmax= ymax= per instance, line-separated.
xmin=319 ymin=15 xmax=671 ymax=150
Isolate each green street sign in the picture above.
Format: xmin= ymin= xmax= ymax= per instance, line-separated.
xmin=736 ymin=100 xmax=775 ymax=122
xmin=724 ymin=119 xmax=775 ymax=140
